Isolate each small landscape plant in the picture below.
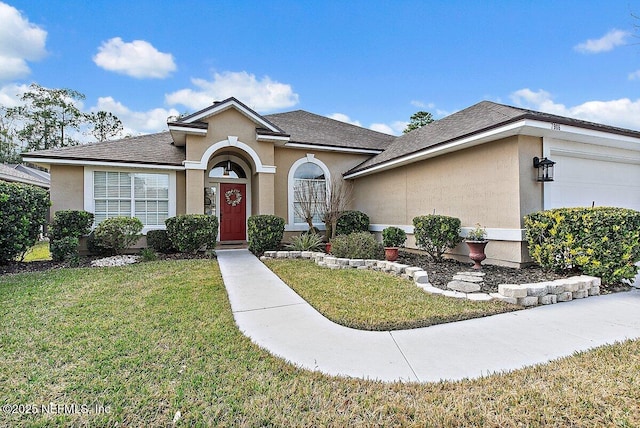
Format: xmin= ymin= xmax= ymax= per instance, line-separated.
xmin=382 ymin=226 xmax=407 ymax=248
xmin=330 ymin=232 xmax=384 ymax=260
xmin=165 ymin=214 xmax=218 ymax=253
xmin=413 ymin=214 xmax=462 ymax=262
xmin=146 ymin=229 xmax=174 ymax=253
xmin=248 ymin=215 xmax=285 ymax=255
xmin=286 ymin=233 xmax=324 ymax=251
xmin=139 ymin=247 xmax=158 ymax=262
xmin=524 ymin=207 xmax=640 ymax=284
xmin=466 ymin=223 xmax=487 ymax=241
xmin=335 ymin=210 xmax=370 ymax=236
xmin=93 ymin=216 xmax=144 ymax=255
xmin=50 ymin=210 xmax=94 ymax=262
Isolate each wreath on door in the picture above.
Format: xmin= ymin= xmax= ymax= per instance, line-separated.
xmin=224 ymin=188 xmax=243 ymax=207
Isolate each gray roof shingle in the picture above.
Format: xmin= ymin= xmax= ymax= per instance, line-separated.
xmin=24 ymin=132 xmax=186 ymax=166
xmin=265 ymin=110 xmax=395 ymax=151
xmin=348 ymin=101 xmax=640 ymax=174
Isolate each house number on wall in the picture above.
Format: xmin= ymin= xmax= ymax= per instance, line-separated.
xmin=551 ymin=123 xmax=561 ymax=131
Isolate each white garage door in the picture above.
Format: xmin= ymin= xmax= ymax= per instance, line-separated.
xmin=545 ymin=154 xmax=640 ymax=211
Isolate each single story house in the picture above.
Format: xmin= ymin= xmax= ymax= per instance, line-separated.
xmin=0 ymin=163 xmax=50 ymax=188
xmin=23 ymin=97 xmax=640 ymax=267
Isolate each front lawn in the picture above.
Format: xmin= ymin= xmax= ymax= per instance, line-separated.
xmin=21 ymin=240 xmax=51 ymax=262
xmin=1 ymin=260 xmax=639 ymax=426
xmin=264 ymin=259 xmax=520 ymax=330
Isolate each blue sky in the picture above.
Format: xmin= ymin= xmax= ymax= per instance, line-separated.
xmin=1 ymin=0 xmax=640 ymax=137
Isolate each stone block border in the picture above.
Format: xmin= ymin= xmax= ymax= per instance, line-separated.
xmin=261 ymin=251 xmax=601 ymax=307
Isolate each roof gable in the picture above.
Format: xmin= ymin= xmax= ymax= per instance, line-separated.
xmin=168 ymin=97 xmax=288 ymax=145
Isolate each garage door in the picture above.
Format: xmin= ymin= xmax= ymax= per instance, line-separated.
xmin=545 ymin=154 xmax=640 ymax=211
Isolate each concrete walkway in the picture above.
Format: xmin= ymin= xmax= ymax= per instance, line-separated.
xmin=217 ymin=249 xmax=640 ymax=383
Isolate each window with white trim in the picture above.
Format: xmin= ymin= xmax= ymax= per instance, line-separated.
xmin=94 ymin=171 xmax=169 ymax=226
xmin=293 ymin=162 xmax=326 ymax=224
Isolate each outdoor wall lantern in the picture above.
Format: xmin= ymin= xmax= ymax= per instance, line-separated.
xmin=533 ymin=156 xmax=555 ymax=182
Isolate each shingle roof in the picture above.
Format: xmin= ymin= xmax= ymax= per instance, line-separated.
xmin=24 ymin=132 xmax=185 ymax=166
xmin=0 ymin=163 xmax=49 ymax=187
xmin=348 ymin=101 xmax=640 ymax=174
xmin=265 ymin=110 xmax=395 ymax=151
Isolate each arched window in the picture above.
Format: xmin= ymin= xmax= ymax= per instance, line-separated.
xmin=209 ymin=160 xmax=247 ymax=179
xmin=288 ymin=155 xmax=330 ymax=227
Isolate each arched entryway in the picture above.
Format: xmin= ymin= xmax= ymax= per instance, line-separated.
xmin=206 ymin=153 xmax=251 ymax=242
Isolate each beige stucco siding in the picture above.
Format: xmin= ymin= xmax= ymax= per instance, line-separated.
xmin=518 ymin=135 xmax=544 ymax=223
xmin=49 ymin=165 xmax=84 ymax=215
xmin=353 ymin=137 xmax=522 ymax=228
xmin=176 ymin=171 xmax=186 ymax=215
xmin=185 ymin=109 xmax=275 ymax=166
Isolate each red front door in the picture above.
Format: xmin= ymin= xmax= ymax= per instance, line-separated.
xmin=220 ymin=183 xmax=246 ymax=241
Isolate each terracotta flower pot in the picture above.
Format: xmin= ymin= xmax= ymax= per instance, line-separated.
xmin=384 ymin=247 xmax=399 ymax=262
xmin=466 ymin=240 xmax=488 ymax=269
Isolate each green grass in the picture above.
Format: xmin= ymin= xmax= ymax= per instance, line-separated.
xmin=1 ymin=260 xmax=639 ymax=426
xmin=264 ymin=259 xmax=520 ymax=330
xmin=21 ymin=241 xmax=51 ymax=262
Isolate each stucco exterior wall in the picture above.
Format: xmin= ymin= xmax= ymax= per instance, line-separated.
xmin=175 ymin=171 xmax=186 ymax=215
xmin=351 ymin=136 xmax=535 ymax=266
xmin=49 ymin=164 xmax=84 ymax=215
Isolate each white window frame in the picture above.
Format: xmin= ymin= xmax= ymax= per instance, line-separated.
xmin=287 ymin=154 xmax=331 ymax=231
xmin=84 ymin=167 xmax=177 ymax=233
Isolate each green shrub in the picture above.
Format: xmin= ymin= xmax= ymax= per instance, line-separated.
xmin=0 ymin=181 xmax=49 ymax=263
xmin=330 ymin=232 xmax=384 ymax=260
xmin=286 ymin=233 xmax=324 ymax=251
xmin=413 ymin=215 xmax=462 ymax=262
xmin=139 ymin=247 xmax=158 ymax=262
xmin=50 ymin=210 xmax=93 ymax=240
xmin=86 ymin=231 xmax=111 ymax=256
xmin=248 ymin=215 xmax=285 ymax=255
xmin=382 ymin=226 xmax=407 ymax=248
xmin=93 ymin=216 xmax=144 ymax=255
xmin=524 ymin=207 xmax=640 ymax=284
xmin=165 ymin=214 xmax=218 ymax=253
xmin=50 ymin=236 xmax=79 ymax=262
xmin=146 ymin=229 xmax=174 ymax=253
xmin=335 ymin=210 xmax=370 ymax=236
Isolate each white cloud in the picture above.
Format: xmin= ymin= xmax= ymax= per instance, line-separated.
xmin=0 ymin=2 xmax=47 ymax=80
xmin=410 ymin=100 xmax=435 ymax=109
xmin=0 ymin=83 xmax=29 ymax=107
xmin=93 ymin=37 xmax=176 ymax=79
xmin=327 ymin=113 xmax=361 ymax=126
xmin=370 ymin=123 xmax=394 ymax=134
xmin=628 ymin=70 xmax=640 ymax=80
xmin=93 ymin=96 xmax=180 ymax=135
xmin=165 ymin=71 xmax=299 ymax=112
xmin=574 ymin=29 xmax=630 ymax=54
xmin=510 ymin=88 xmax=640 ymax=131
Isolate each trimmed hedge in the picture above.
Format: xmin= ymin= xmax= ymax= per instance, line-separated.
xmin=524 ymin=207 xmax=640 ymax=284
xmin=0 ymin=181 xmax=49 ymax=263
xmin=50 ymin=210 xmax=93 ymax=240
xmin=93 ymin=217 xmax=143 ymax=255
xmin=50 ymin=210 xmax=94 ymax=261
xmin=165 ymin=214 xmax=218 ymax=253
xmin=335 ymin=210 xmax=370 ymax=236
xmin=413 ymin=215 xmax=462 ymax=262
xmin=146 ymin=229 xmax=174 ymax=253
xmin=50 ymin=236 xmax=79 ymax=262
xmin=330 ymin=232 xmax=384 ymax=260
xmin=248 ymin=215 xmax=285 ymax=255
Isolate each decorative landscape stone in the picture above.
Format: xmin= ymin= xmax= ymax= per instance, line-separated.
xmin=265 ymin=251 xmax=604 ymax=308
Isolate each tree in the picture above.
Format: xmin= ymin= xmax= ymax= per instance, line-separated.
xmin=294 ymin=178 xmax=325 ymax=231
xmin=87 ymin=111 xmax=123 ymax=142
xmin=320 ymin=178 xmax=353 ymax=240
xmin=0 ymin=106 xmax=21 ymax=163
xmin=403 ymin=111 xmax=434 ymax=134
xmin=7 ymin=83 xmax=86 ymax=151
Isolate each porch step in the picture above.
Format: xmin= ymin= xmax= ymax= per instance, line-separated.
xmin=217 ymin=241 xmax=248 ymax=250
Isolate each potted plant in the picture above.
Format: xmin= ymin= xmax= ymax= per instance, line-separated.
xmin=382 ymin=226 xmax=406 ymax=261
xmin=465 ymin=223 xmax=488 ymax=269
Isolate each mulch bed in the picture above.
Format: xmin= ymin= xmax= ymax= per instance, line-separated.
xmin=398 ymin=251 xmax=630 ymax=294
